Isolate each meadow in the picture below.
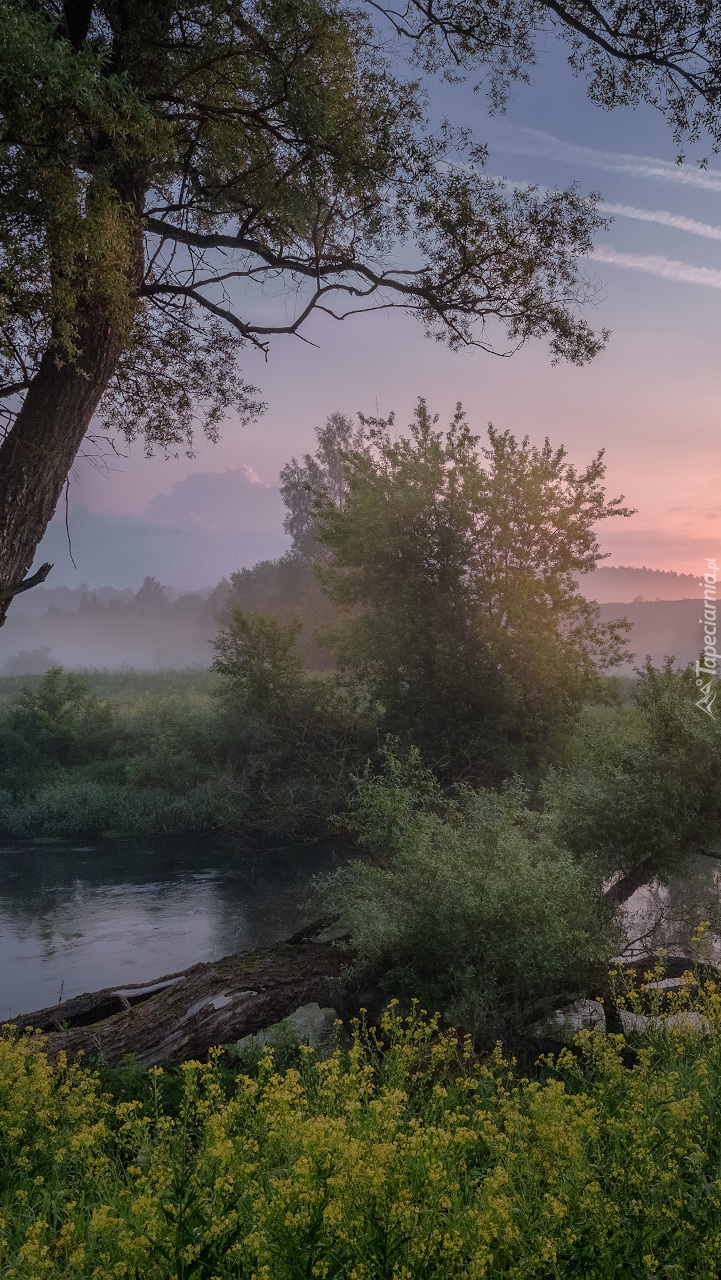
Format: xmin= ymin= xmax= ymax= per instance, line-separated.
xmin=4 ymin=980 xmax=721 ymax=1279
xmin=0 ymin=669 xmax=228 ymax=839
xmin=2 ymin=415 xmax=720 ymax=1275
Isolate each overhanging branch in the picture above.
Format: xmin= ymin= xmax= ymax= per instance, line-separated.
xmin=540 ymin=0 xmax=710 ymax=99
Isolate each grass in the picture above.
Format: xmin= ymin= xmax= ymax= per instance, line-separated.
xmin=0 ymin=780 xmax=221 ymax=838
xmin=0 ymin=668 xmax=221 ymax=708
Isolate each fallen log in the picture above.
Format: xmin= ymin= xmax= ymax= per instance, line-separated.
xmin=11 ymin=942 xmax=348 ymax=1068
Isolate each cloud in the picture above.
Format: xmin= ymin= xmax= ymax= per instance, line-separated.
xmin=144 ymin=467 xmax=283 ymax=533
xmin=33 ymin=469 xmax=289 ymax=589
xmin=598 ymin=203 xmax=721 ymax=241
xmin=589 ymin=245 xmax=721 ymax=290
xmin=494 ymin=128 xmax=721 ymax=193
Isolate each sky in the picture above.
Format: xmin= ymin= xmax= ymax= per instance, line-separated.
xmin=33 ymin=32 xmax=721 ymax=588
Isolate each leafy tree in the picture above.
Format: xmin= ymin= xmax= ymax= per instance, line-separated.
xmin=213 ymin=609 xmax=306 ymax=716
xmin=1 ymin=646 xmax=55 ymax=676
xmin=377 ymin=1 xmax=721 ymax=153
xmin=317 ymin=399 xmax=633 ymax=777
xmin=280 ymin=412 xmax=369 ymax=563
xmin=132 ymin=576 xmax=169 ymax=614
xmin=543 ymin=658 xmax=721 ymax=895
xmin=1 ymin=0 xmax=646 ymax=623
xmin=211 ymin=608 xmax=374 ymax=831
xmin=218 ymin=555 xmax=337 ymax=668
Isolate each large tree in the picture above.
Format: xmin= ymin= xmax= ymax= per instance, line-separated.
xmin=1 ymin=1 xmax=719 ymax=623
xmin=316 ymin=400 xmax=633 ymax=777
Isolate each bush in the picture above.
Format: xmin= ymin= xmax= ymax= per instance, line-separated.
xmin=210 ymin=608 xmax=376 ymax=833
xmin=316 ymin=401 xmax=632 ymax=781
xmin=543 ymin=659 xmax=721 ymax=878
xmin=1 ymin=646 xmax=55 ymax=676
xmin=5 ymin=997 xmax=721 ymax=1277
xmin=321 ymin=749 xmax=618 ymax=1038
xmin=0 ymin=669 xmax=236 ymax=838
xmin=0 ymin=667 xmax=115 ymax=795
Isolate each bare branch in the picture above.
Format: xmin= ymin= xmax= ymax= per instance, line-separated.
xmin=0 ymin=561 xmax=53 ymax=600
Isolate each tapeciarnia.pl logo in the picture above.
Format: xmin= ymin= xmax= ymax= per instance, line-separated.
xmin=695 ymin=558 xmax=718 ymax=718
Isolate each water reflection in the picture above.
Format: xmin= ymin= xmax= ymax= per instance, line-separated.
xmin=0 ymin=837 xmax=346 ymax=1019
xmin=619 ymin=853 xmax=721 ymax=963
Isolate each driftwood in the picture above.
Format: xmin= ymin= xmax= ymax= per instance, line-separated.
xmin=12 ymin=941 xmax=348 ymax=1068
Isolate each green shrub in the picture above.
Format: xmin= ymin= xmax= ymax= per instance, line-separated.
xmin=322 ymin=749 xmax=618 ymax=1038
xmin=210 ymin=608 xmax=376 ymax=833
xmin=0 ymin=667 xmax=115 ymax=795
xmin=543 ymin=659 xmax=721 ymax=878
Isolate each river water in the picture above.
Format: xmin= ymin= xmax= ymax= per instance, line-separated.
xmin=3 ymin=839 xmax=721 ymax=1025
xmin=0 ymin=837 xmax=347 ymax=1021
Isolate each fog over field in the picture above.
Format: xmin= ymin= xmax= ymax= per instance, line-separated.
xmin=0 ymin=563 xmax=705 ymax=676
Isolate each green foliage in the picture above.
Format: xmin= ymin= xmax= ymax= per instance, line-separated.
xmin=0 ymin=0 xmax=609 ymax=460
xmin=0 ymin=668 xmax=232 ymax=837
xmin=0 ymin=651 xmax=366 ymax=839
xmin=0 ymin=667 xmax=114 ymax=794
xmin=0 ymin=779 xmax=219 ymax=838
xmin=402 ymin=0 xmax=721 ymax=152
xmin=211 ymin=610 xmax=374 ymax=834
xmin=8 ymin=997 xmax=721 ymax=1277
xmin=280 ymin=411 xmax=370 ymax=564
xmin=213 ymin=610 xmax=307 ymax=717
xmin=317 ymin=399 xmax=632 ymax=779
xmin=220 ymin=556 xmax=336 ymax=670
xmin=544 ymin=659 xmax=721 ymax=877
xmin=322 ymin=748 xmax=616 ymax=1038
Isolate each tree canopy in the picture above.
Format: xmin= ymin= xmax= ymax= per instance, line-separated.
xmin=2 ymin=0 xmax=720 ymax=617
xmin=378 ymin=0 xmax=721 ymax=154
xmin=316 ymin=399 xmax=633 ymax=776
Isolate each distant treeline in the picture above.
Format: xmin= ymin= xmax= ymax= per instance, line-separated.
xmin=587 ymin=565 xmax=698 ymax=602
xmin=0 ymin=561 xmax=704 ymax=676
xmin=0 ymin=560 xmax=335 ymax=674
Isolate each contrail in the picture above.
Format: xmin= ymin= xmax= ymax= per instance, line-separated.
xmin=598 ymin=202 xmax=721 ymax=241
xmin=589 ymin=245 xmax=721 ymax=289
xmin=488 ymin=173 xmax=721 ymax=241
xmin=495 ymin=128 xmax=721 ymax=193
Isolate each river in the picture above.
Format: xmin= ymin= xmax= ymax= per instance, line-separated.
xmin=3 ymin=840 xmax=721 ymax=1026
xmin=0 ymin=837 xmax=347 ymax=1021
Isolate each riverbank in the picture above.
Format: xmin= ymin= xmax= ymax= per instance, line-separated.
xmin=0 ymin=837 xmax=348 ymax=1020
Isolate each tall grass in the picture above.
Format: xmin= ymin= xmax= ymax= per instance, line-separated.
xmin=0 ymin=668 xmax=221 ymax=707
xmin=0 ymin=780 xmax=221 ymax=837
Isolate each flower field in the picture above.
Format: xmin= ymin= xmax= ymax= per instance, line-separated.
xmin=3 ymin=984 xmax=721 ymax=1278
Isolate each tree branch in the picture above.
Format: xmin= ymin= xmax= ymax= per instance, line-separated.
xmin=602 ymin=856 xmax=659 ymax=908
xmin=539 ymin=0 xmax=711 ymax=99
xmin=0 ymin=561 xmax=53 ymax=600
xmin=0 ymin=380 xmax=31 ymax=400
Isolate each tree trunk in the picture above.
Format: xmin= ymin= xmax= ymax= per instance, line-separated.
xmin=0 ymin=318 xmax=125 ymax=626
xmin=12 ymin=942 xmax=348 ymax=1067
xmin=602 ymin=856 xmax=660 ymax=908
